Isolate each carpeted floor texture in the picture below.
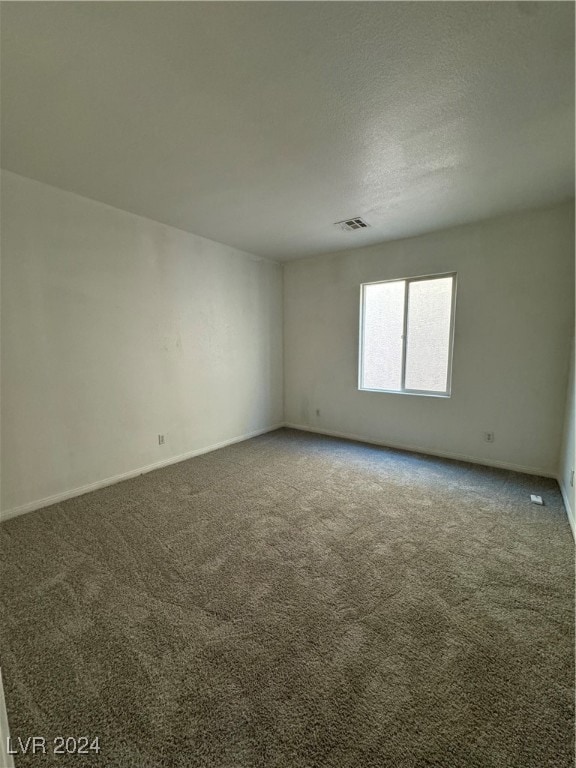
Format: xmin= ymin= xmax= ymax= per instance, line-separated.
xmin=0 ymin=428 xmax=574 ymax=767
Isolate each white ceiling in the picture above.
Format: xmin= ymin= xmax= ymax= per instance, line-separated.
xmin=1 ymin=2 xmax=574 ymax=261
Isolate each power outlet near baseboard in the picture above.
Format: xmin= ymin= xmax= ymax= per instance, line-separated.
xmin=483 ymin=431 xmax=495 ymax=443
xmin=158 ymin=434 xmax=165 ymax=446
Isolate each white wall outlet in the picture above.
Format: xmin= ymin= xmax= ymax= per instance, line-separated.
xmin=530 ymin=494 xmax=544 ymax=505
xmin=158 ymin=434 xmax=165 ymax=446
xmin=483 ymin=432 xmax=495 ymax=443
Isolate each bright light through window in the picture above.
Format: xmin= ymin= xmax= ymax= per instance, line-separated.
xmin=359 ymin=273 xmax=456 ymax=396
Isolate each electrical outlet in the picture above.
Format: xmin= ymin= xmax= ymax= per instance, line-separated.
xmin=158 ymin=434 xmax=165 ymax=446
xmin=483 ymin=432 xmax=494 ymax=443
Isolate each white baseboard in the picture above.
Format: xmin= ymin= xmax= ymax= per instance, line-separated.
xmin=284 ymin=423 xmax=557 ymax=478
xmin=2 ymin=422 xmax=565 ymax=525
xmin=0 ymin=424 xmax=284 ymax=523
xmin=0 ymin=669 xmax=15 ymax=768
xmin=558 ymin=478 xmax=575 ymax=540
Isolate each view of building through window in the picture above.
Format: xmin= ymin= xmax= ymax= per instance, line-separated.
xmin=360 ymin=274 xmax=456 ymax=395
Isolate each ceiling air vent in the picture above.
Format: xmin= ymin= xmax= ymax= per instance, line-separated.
xmin=335 ymin=217 xmax=369 ymax=232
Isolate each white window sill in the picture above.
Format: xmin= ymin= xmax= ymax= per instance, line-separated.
xmin=358 ymin=387 xmax=451 ymax=398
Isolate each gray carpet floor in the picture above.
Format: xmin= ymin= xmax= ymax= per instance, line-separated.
xmin=0 ymin=428 xmax=574 ymax=767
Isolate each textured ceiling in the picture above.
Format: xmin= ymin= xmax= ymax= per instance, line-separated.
xmin=1 ymin=2 xmax=574 ymax=261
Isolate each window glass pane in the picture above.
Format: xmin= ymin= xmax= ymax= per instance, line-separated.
xmin=361 ymin=281 xmax=405 ymax=390
xmin=405 ymin=276 xmax=453 ymax=392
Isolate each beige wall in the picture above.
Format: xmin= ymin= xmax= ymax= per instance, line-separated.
xmin=1 ymin=171 xmax=283 ymax=515
xmin=284 ymin=202 xmax=575 ymax=476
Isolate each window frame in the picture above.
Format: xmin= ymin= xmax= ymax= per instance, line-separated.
xmin=358 ymin=271 xmax=457 ymax=398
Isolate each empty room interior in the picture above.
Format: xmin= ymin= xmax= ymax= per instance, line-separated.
xmin=0 ymin=2 xmax=575 ymax=767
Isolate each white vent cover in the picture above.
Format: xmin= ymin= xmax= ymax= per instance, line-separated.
xmin=335 ymin=217 xmax=369 ymax=232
